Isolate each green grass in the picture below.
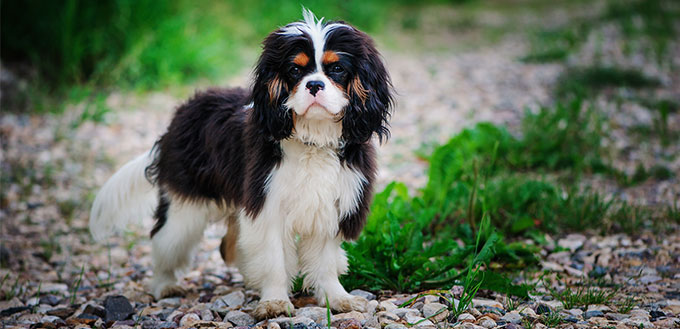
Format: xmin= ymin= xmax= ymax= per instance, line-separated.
xmin=550 ymin=285 xmax=617 ymax=309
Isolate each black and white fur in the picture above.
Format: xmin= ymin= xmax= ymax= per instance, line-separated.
xmin=89 ymin=9 xmax=393 ymax=319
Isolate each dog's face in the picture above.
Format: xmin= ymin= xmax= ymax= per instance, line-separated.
xmin=251 ymin=10 xmax=393 ymax=144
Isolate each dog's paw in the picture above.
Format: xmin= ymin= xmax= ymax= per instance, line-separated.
xmin=328 ymin=295 xmax=368 ymax=313
xmin=253 ymin=299 xmax=295 ymax=320
xmin=155 ymin=284 xmax=187 ymax=299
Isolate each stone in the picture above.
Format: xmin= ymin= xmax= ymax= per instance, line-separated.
xmin=623 ymin=317 xmax=654 ymax=328
xmin=74 ymin=313 xmax=99 ymax=325
xmin=584 ymin=310 xmax=604 ymax=319
xmin=557 ymin=234 xmax=586 ymax=252
xmin=566 ymin=308 xmax=583 ymax=317
xmin=519 ymin=307 xmax=537 ymax=317
xmin=532 ymin=324 xmax=547 ymax=329
xmin=472 ymin=298 xmax=503 ymax=309
xmin=180 ymin=313 xmax=200 ymax=326
xmin=350 ymin=289 xmax=376 ymax=301
xmin=393 ymin=308 xmax=419 ymax=318
xmin=221 ymin=290 xmax=246 ymax=308
xmin=606 ymin=313 xmax=631 ymax=321
xmin=379 ymin=301 xmax=398 ymax=312
xmin=41 ymin=283 xmax=69 ymax=293
xmin=335 ymin=318 xmax=362 ymax=329
xmin=267 ymin=322 xmax=281 ymax=329
xmin=364 ymin=315 xmax=380 ymax=328
xmin=586 ymin=304 xmax=611 ymax=312
xmin=334 ymin=311 xmax=366 ymax=321
xmin=225 ymin=310 xmax=255 ymax=326
xmin=588 ymin=266 xmax=608 ymax=279
xmin=476 ymin=316 xmax=496 ymax=328
xmin=384 ymin=324 xmax=407 ymax=329
xmin=103 ymin=295 xmax=135 ymax=322
xmin=292 ymin=316 xmax=315 ymax=326
xmin=650 ymin=310 xmax=665 ymax=319
xmin=451 ymin=323 xmax=485 ymax=329
xmin=366 ymin=300 xmax=379 ymax=315
xmin=82 ymin=304 xmax=106 ymax=318
xmin=157 ymin=297 xmax=182 ymax=308
xmin=46 ymin=306 xmax=76 ymax=318
xmin=629 ymin=309 xmax=650 ymax=319
xmin=457 ymin=313 xmax=476 ymax=323
xmin=500 ymin=311 xmax=522 ymax=324
xmin=639 ymin=275 xmax=662 ymax=284
xmin=0 ymin=297 xmax=24 ymax=311
xmin=422 ymin=303 xmax=448 ymax=322
xmin=39 ymin=295 xmax=61 ymax=306
xmin=296 ymin=307 xmax=327 ymax=323
xmin=404 ymin=313 xmax=433 ymax=326
xmin=377 ymin=311 xmax=399 ymax=325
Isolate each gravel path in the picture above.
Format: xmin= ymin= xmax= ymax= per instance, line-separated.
xmin=2 ymin=8 xmax=679 ymax=329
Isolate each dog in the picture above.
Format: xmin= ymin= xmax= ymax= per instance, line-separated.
xmin=89 ymin=9 xmax=393 ymax=319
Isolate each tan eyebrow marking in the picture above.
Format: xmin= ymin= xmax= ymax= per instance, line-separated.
xmin=322 ymin=51 xmax=340 ymax=64
xmin=293 ymin=52 xmax=309 ymax=66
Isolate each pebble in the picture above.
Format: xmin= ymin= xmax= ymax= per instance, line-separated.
xmin=334 ymin=311 xmax=366 ymax=321
xmin=584 ymin=310 xmax=605 ymax=319
xmin=422 ymin=302 xmax=448 ymax=322
xmin=225 ymin=310 xmax=255 ymax=326
xmin=457 ymin=313 xmax=476 ymax=323
xmin=476 ymin=316 xmax=496 ymax=328
xmin=379 ymin=301 xmax=398 ymax=312
xmin=393 ymin=307 xmax=419 ymax=318
xmin=157 ymin=297 xmax=182 ymax=308
xmin=350 ymin=289 xmax=376 ymax=301
xmin=384 ymin=324 xmax=407 ymax=329
xmin=377 ymin=311 xmax=399 ymax=325
xmin=606 ymin=313 xmax=631 ymax=321
xmin=472 ymin=298 xmax=503 ymax=309
xmin=103 ymin=295 xmax=135 ymax=322
xmin=519 ymin=307 xmax=537 ymax=317
xmin=640 ymin=275 xmax=662 ymax=284
xmin=221 ymin=290 xmax=246 ymax=307
xmin=39 ymin=294 xmax=61 ymax=306
xmin=296 ymin=307 xmax=328 ymax=323
xmin=41 ymin=283 xmax=69 ymax=293
xmin=557 ymin=234 xmax=586 ymax=252
xmin=404 ymin=313 xmax=433 ymax=326
xmin=500 ymin=311 xmax=522 ymax=324
xmin=180 ymin=313 xmax=200 ymax=326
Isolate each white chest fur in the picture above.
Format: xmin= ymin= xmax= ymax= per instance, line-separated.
xmin=265 ymin=139 xmax=366 ymax=238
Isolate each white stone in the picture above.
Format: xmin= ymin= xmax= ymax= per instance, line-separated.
xmin=180 ymin=313 xmax=200 ymax=327
xmin=472 ymin=298 xmax=503 ymax=309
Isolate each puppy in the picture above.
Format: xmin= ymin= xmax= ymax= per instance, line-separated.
xmin=89 ymin=9 xmax=393 ymax=319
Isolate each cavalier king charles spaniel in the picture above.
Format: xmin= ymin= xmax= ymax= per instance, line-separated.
xmin=90 ymin=9 xmax=393 ymax=319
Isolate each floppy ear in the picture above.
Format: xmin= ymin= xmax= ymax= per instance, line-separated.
xmin=251 ymin=33 xmax=294 ymax=141
xmin=343 ymin=31 xmax=394 ymax=144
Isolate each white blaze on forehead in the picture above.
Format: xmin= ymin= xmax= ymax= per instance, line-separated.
xmin=279 ymin=8 xmax=349 ymax=72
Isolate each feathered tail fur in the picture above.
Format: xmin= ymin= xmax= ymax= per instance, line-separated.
xmin=89 ymin=152 xmax=158 ymax=240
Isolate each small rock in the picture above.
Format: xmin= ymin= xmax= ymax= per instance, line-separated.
xmin=268 ymin=322 xmax=281 ymax=329
xmin=296 ymin=307 xmax=327 ymax=323
xmin=457 ymin=313 xmax=476 ymax=323
xmin=221 ymin=290 xmax=246 ymax=308
xmin=292 ymin=316 xmax=315 ymax=326
xmin=366 ymin=300 xmax=379 ymax=315
xmin=82 ymin=304 xmax=106 ymax=318
xmin=532 ymin=323 xmax=547 ymax=329
xmin=467 ymin=307 xmax=483 ymax=317
xmin=379 ymin=301 xmax=398 ymax=312
xmin=0 ymin=305 xmax=30 ymax=316
xmin=640 ymin=275 xmax=662 ymax=284
xmin=74 ymin=313 xmax=99 ymax=325
xmin=334 ymin=311 xmax=366 ymax=321
xmin=588 ymin=266 xmax=608 ymax=279
xmin=0 ymin=297 xmax=24 ymax=311
xmin=157 ymin=297 xmax=182 ymax=308
xmin=422 ymin=303 xmax=448 ymax=322
xmin=472 ymin=298 xmax=503 ymax=309
xmin=225 ymin=310 xmax=255 ymax=326
xmin=519 ymin=307 xmax=537 ymax=317
xmin=335 ymin=318 xmax=362 ymax=329
xmin=404 ymin=313 xmax=433 ymax=326
xmin=584 ymin=310 xmax=604 ymax=319
xmin=39 ymin=295 xmax=61 ymax=306
xmin=623 ymin=317 xmax=654 ymax=328
xmin=350 ymin=289 xmax=376 ymax=301
xmin=500 ymin=311 xmax=522 ymax=324
xmin=630 ymin=309 xmax=650 ymax=319
xmin=650 ymin=310 xmax=665 ymax=319
xmin=46 ymin=306 xmax=76 ymax=318
xmin=377 ymin=311 xmax=399 ymax=325
xmin=567 ymin=308 xmax=583 ymax=317
xmin=41 ymin=283 xmax=69 ymax=293
xmin=384 ymin=324 xmax=407 ymax=329
xmin=606 ymin=313 xmax=631 ymax=321
xmin=103 ymin=295 xmax=135 ymax=322
xmin=475 ymin=316 xmax=496 ymax=328
xmin=535 ymin=304 xmax=550 ymax=315
xmin=180 ymin=313 xmax=200 ymax=326
xmin=393 ymin=308 xmax=419 ymax=319
xmin=586 ymin=304 xmax=611 ymax=313
xmin=557 ymin=234 xmax=586 ymax=252
xmin=41 ymin=315 xmax=65 ymax=325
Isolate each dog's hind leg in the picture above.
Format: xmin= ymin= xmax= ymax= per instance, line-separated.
xmin=150 ymin=193 xmax=210 ymax=299
xmin=219 ymin=212 xmax=239 ymax=267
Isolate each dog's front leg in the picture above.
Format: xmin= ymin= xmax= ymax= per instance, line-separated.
xmin=298 ymin=235 xmax=368 ymax=313
xmin=237 ymin=212 xmax=296 ymax=320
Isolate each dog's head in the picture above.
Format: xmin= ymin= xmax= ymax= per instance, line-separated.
xmin=251 ymin=9 xmax=393 ymax=146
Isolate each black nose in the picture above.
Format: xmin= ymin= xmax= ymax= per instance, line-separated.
xmin=306 ymin=80 xmax=325 ymax=96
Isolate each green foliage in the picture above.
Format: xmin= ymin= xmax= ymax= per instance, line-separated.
xmin=555 ymin=67 xmax=660 ymax=100
xmin=551 ymin=285 xmax=617 ymax=309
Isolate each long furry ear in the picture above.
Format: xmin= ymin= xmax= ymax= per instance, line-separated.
xmin=251 ymin=33 xmax=294 ymax=141
xmin=343 ymin=31 xmax=394 ymax=144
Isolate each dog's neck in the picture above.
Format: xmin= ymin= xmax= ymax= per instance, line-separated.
xmin=292 ymin=115 xmax=343 ymax=149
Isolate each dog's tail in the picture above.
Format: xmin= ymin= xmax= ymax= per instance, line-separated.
xmin=89 ymin=151 xmax=158 ymax=240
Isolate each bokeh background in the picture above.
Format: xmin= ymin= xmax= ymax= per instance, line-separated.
xmin=1 ymin=1 xmax=680 ymax=327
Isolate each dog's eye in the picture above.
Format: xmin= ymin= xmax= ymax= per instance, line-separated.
xmin=330 ymin=64 xmax=344 ymax=73
xmin=289 ymin=66 xmax=301 ymax=77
